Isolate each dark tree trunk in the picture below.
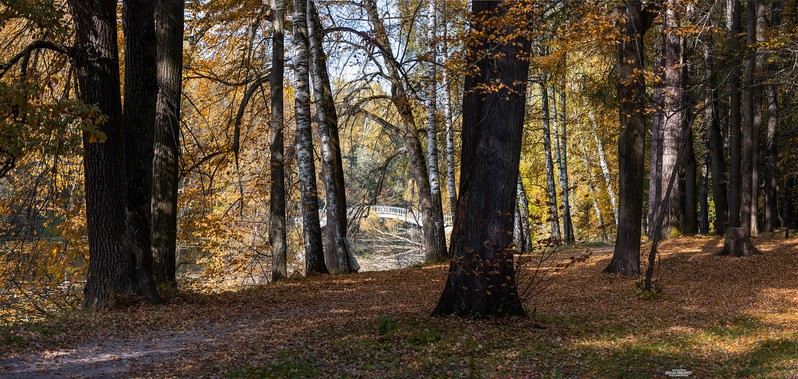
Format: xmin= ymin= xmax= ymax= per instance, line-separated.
xmin=364 ymin=0 xmax=447 ymax=262
xmin=742 ymin=0 xmax=765 ymax=236
xmin=292 ymin=0 xmax=327 ymax=275
xmin=151 ymin=0 xmax=185 ymax=287
xmin=764 ymin=84 xmax=779 ymax=232
xmin=270 ymin=0 xmax=288 ymax=281
xmin=70 ymin=0 xmax=135 ymax=308
xmin=540 ymin=77 xmax=561 ymax=240
xmin=308 ymin=1 xmax=357 ymax=273
xmin=727 ymin=0 xmax=742 ymax=229
xmin=604 ymin=1 xmax=653 ymax=277
xmin=648 ymin=24 xmax=665 ymax=237
xmin=433 ymin=0 xmax=529 ymax=318
xmin=699 ymin=152 xmax=710 ymax=234
xmin=703 ymin=32 xmax=728 ymax=235
xmin=122 ymin=0 xmax=162 ymax=303
xmin=683 ymin=127 xmax=698 ymax=235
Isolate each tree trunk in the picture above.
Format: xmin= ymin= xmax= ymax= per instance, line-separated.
xmin=70 ymin=0 xmax=136 ymax=308
xmin=151 ymin=0 xmax=184 ymax=287
xmin=364 ymin=0 xmax=447 ymax=262
xmin=764 ymin=84 xmax=779 ymax=232
xmin=580 ymin=140 xmax=608 ymax=242
xmin=727 ymin=0 xmax=742 ymax=229
xmin=443 ymin=66 xmax=457 ymax=216
xmin=742 ymin=0 xmax=762 ymax=236
xmin=589 ymin=112 xmax=618 ymax=226
xmin=425 ymin=0 xmax=443 ymax=222
xmin=717 ymin=227 xmax=760 ymax=256
xmin=683 ymin=127 xmax=698 ymax=235
xmin=433 ymin=0 xmax=529 ymax=318
xmin=648 ymin=24 xmax=665 ymax=237
xmin=699 ymin=152 xmax=710 ymax=234
xmin=660 ymin=0 xmax=685 ymax=238
xmin=541 ymin=78 xmax=561 ymax=240
xmin=604 ymin=1 xmax=652 ymax=277
xmin=517 ymin=178 xmax=532 ymax=252
xmin=270 ymin=0 xmax=288 ymax=281
xmin=552 ymin=86 xmax=574 ymax=244
xmin=308 ymin=1 xmax=357 ymax=273
xmin=122 ymin=0 xmax=162 ymax=303
xmin=702 ymin=32 xmax=728 ymax=235
xmin=292 ymin=0 xmax=327 ymax=275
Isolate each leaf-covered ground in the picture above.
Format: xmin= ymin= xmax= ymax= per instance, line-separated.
xmin=1 ymin=234 xmax=798 ymax=378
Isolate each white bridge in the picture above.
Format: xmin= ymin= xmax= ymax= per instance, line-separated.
xmin=319 ymin=205 xmax=452 ymax=229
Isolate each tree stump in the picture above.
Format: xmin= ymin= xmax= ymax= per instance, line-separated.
xmin=717 ymin=227 xmax=761 ymax=257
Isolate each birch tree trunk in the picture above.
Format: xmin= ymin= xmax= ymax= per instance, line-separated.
xmin=152 ymin=0 xmax=185 ymax=286
xmin=580 ymin=140 xmax=608 ymax=242
xmin=443 ymin=61 xmax=457 ymax=216
xmin=541 ymin=78 xmax=561 ymax=240
xmin=292 ymin=0 xmax=327 ymax=275
xmin=270 ymin=0 xmax=288 ymax=281
xmin=426 ymin=0 xmax=442 ymax=218
xmin=588 ymin=112 xmax=618 ymax=226
xmin=308 ymin=1 xmax=357 ymax=273
xmin=517 ymin=178 xmax=532 ymax=252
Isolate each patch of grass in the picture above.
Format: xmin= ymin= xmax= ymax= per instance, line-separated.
xmin=736 ymin=336 xmax=798 ymax=377
xmin=376 ymin=314 xmax=397 ymax=336
xmin=707 ymin=317 xmax=761 ymax=339
xmin=226 ymin=352 xmax=322 ymax=379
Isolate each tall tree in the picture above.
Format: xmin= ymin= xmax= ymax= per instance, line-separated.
xmin=69 ymin=0 xmax=135 ymax=308
xmin=122 ymin=0 xmax=162 ymax=303
xmin=516 ymin=178 xmax=532 ymax=252
xmin=308 ymin=1 xmax=357 ymax=273
xmin=763 ymin=0 xmax=782 ymax=233
xmin=293 ymin=0 xmax=327 ymax=275
xmin=741 ymin=0 xmax=764 ymax=236
xmin=363 ymin=0 xmax=447 ymax=262
xmin=604 ymin=0 xmax=655 ymax=276
xmin=726 ymin=0 xmax=742 ymax=229
xmin=540 ymin=77 xmax=561 ymax=240
xmin=660 ymin=0 xmax=686 ymax=237
xmin=151 ymin=0 xmax=185 ymax=286
xmin=433 ymin=0 xmax=530 ymax=318
xmin=442 ymin=32 xmax=457 ymax=216
xmin=270 ymin=0 xmax=288 ymax=281
xmin=648 ymin=25 xmax=665 ymax=236
xmin=552 ymin=85 xmax=575 ymax=244
xmin=425 ymin=0 xmax=443 ymax=227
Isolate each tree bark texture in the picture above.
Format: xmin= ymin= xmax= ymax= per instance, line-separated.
xmin=433 ymin=0 xmax=529 ymax=318
xmin=293 ymin=0 xmax=327 ymax=275
xmin=308 ymin=0 xmax=357 ymax=273
xmin=122 ymin=0 xmax=162 ymax=303
xmin=270 ymin=0 xmax=288 ymax=281
xmin=70 ymin=0 xmax=135 ymax=308
xmin=604 ymin=0 xmax=652 ymax=277
xmin=152 ymin=0 xmax=185 ymax=286
xmin=727 ymin=0 xmax=742 ymax=228
xmin=648 ymin=25 xmax=665 ymax=237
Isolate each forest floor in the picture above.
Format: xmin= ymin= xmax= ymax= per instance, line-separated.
xmin=1 ymin=234 xmax=798 ymax=378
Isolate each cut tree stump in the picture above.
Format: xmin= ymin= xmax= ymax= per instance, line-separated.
xmin=717 ymin=227 xmax=761 ymax=257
